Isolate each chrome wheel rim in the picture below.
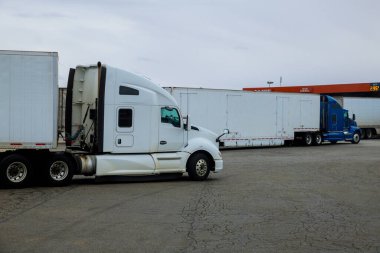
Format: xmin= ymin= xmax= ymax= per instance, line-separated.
xmin=6 ymin=162 xmax=27 ymax=183
xmin=195 ymin=159 xmax=208 ymax=177
xmin=50 ymin=161 xmax=69 ymax=181
xmin=306 ymin=135 xmax=312 ymax=145
xmin=316 ymin=135 xmax=322 ymax=144
xmin=353 ymin=134 xmax=360 ymax=143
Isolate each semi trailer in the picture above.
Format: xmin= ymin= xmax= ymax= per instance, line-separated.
xmin=338 ymin=97 xmax=380 ymax=139
xmin=165 ymin=87 xmax=361 ymax=148
xmin=0 ymin=50 xmax=223 ymax=187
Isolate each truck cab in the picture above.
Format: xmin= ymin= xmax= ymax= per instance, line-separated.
xmin=65 ymin=63 xmax=223 ymax=180
xmin=320 ymin=95 xmax=361 ymax=144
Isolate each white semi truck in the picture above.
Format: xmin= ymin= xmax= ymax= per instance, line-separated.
xmin=165 ymin=87 xmax=361 ymax=148
xmin=0 ymin=51 xmax=223 ymax=187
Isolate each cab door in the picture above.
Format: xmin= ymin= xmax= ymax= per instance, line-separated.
xmin=115 ymin=107 xmax=134 ymax=148
xmin=158 ymin=107 xmax=185 ymax=152
xmin=343 ymin=110 xmax=350 ymax=131
xmin=330 ymin=113 xmax=338 ymax=131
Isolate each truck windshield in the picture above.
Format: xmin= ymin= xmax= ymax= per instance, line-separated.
xmin=161 ymin=107 xmax=181 ymax=128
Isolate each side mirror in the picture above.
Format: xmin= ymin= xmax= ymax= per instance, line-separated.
xmin=352 ymin=114 xmax=356 ymax=121
xmin=183 ymin=116 xmax=189 ymax=131
xmin=216 ymin=129 xmax=230 ymax=142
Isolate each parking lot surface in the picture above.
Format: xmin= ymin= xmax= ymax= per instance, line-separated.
xmin=1 ymin=140 xmax=380 ymax=253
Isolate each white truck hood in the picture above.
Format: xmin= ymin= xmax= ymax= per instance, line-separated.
xmin=189 ymin=125 xmax=219 ymax=148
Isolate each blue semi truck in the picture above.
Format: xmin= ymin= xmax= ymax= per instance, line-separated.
xmin=295 ymin=95 xmax=362 ymax=145
xmin=319 ymin=95 xmax=361 ymax=144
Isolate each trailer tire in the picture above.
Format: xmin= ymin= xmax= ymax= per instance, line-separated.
xmin=304 ymin=133 xmax=313 ymax=146
xmin=0 ymin=154 xmax=33 ymax=188
xmin=313 ymin=133 xmax=322 ymax=146
xmin=360 ymin=129 xmax=365 ymax=139
xmin=365 ymin=129 xmax=373 ymax=139
xmin=44 ymin=153 xmax=74 ymax=186
xmin=187 ymin=153 xmax=211 ymax=181
xmin=351 ymin=132 xmax=361 ymax=144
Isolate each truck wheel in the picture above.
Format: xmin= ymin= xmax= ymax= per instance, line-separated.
xmin=304 ymin=133 xmax=313 ymax=146
xmin=187 ymin=153 xmax=211 ymax=181
xmin=0 ymin=154 xmax=33 ymax=188
xmin=313 ymin=133 xmax=322 ymax=145
xmin=351 ymin=132 xmax=361 ymax=144
xmin=44 ymin=154 xmax=74 ymax=186
xmin=360 ymin=129 xmax=365 ymax=139
xmin=365 ymin=129 xmax=373 ymax=139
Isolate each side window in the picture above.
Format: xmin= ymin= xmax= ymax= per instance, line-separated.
xmin=118 ymin=109 xmax=133 ymax=127
xmin=344 ymin=111 xmax=349 ymax=127
xmin=119 ymin=86 xmax=139 ymax=95
xmin=332 ymin=114 xmax=337 ymax=124
xmin=161 ymin=107 xmax=181 ymax=128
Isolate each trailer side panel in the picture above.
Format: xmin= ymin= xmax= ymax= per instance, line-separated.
xmin=0 ymin=50 xmax=58 ymax=149
xmin=165 ymin=88 xmax=320 ymax=148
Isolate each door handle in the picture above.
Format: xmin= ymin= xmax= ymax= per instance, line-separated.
xmin=160 ymin=141 xmax=167 ymax=145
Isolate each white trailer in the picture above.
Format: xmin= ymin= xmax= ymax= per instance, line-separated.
xmin=0 ymin=50 xmax=58 ymax=149
xmin=342 ymin=97 xmax=380 ymax=138
xmin=165 ymin=87 xmax=321 ymax=148
xmin=0 ymin=51 xmax=223 ymax=187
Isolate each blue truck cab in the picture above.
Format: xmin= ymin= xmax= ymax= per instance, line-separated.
xmin=320 ymin=95 xmax=361 ymax=144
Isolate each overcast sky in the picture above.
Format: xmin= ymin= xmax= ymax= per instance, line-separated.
xmin=0 ymin=0 xmax=379 ymax=89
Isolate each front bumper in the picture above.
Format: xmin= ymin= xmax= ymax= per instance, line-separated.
xmin=213 ymin=159 xmax=223 ymax=173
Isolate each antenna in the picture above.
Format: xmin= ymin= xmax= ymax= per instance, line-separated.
xmin=186 ymin=88 xmax=189 ymax=146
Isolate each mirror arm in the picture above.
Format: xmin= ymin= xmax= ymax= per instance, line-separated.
xmin=216 ymin=129 xmax=230 ymax=142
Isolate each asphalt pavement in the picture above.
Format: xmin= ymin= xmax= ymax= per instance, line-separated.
xmin=0 ymin=140 xmax=379 ymax=253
